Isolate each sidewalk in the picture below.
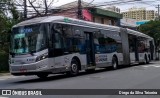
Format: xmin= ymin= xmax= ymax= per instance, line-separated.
xmin=0 ymin=72 xmax=11 ymax=76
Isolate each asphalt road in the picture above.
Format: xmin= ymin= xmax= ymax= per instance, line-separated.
xmin=1 ymin=61 xmax=160 ymax=98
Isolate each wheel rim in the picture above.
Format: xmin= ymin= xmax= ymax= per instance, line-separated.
xmin=71 ymin=64 xmax=78 ymax=73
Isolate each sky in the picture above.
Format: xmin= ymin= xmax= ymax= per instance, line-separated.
xmin=51 ymin=0 xmax=160 ymax=12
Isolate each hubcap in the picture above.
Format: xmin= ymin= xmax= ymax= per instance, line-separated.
xmin=71 ymin=64 xmax=78 ymax=73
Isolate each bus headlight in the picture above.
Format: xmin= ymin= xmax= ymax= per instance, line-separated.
xmin=9 ymin=59 xmax=14 ymax=64
xmin=36 ymin=53 xmax=48 ymax=62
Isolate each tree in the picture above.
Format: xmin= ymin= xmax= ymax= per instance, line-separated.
xmin=0 ymin=0 xmax=21 ymax=72
xmin=0 ymin=0 xmax=20 ymax=53
xmin=138 ymin=20 xmax=160 ymax=50
xmin=28 ymin=0 xmax=55 ymax=16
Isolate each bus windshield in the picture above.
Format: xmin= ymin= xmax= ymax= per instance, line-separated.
xmin=10 ymin=24 xmax=48 ymax=54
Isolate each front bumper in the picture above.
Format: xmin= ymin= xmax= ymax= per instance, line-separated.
xmin=10 ymin=59 xmax=68 ymax=76
xmin=11 ymin=67 xmax=68 ymax=76
xmin=10 ymin=59 xmax=49 ymax=75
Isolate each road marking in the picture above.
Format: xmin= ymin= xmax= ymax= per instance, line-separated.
xmin=142 ymin=65 xmax=160 ymax=68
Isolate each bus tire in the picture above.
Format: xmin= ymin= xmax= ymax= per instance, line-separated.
xmin=145 ymin=55 xmax=149 ymax=64
xmin=112 ymin=56 xmax=118 ymax=70
xmin=67 ymin=59 xmax=79 ymax=76
xmin=37 ymin=73 xmax=48 ymax=79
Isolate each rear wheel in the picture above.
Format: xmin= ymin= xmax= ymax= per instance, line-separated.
xmin=112 ymin=56 xmax=118 ymax=70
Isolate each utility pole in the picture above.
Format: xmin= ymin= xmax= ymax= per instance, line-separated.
xmin=77 ymin=0 xmax=83 ymax=19
xmin=24 ymin=0 xmax=27 ymax=19
xmin=156 ymin=4 xmax=160 ymax=20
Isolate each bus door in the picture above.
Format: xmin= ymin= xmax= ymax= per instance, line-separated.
xmin=85 ymin=32 xmax=95 ymax=67
xmin=149 ymin=40 xmax=154 ymax=60
xmin=134 ymin=37 xmax=139 ymax=61
xmin=134 ymin=36 xmax=139 ymax=61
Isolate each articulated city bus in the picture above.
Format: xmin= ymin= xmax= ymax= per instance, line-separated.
xmin=9 ymin=16 xmax=155 ymax=78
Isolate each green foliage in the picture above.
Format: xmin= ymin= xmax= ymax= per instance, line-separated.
xmin=0 ymin=52 xmax=9 ymax=72
xmin=0 ymin=0 xmax=20 ymax=71
xmin=0 ymin=0 xmax=20 ymax=52
xmin=138 ymin=20 xmax=160 ymax=49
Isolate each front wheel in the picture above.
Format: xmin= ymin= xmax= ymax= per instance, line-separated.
xmin=112 ymin=56 xmax=118 ymax=70
xmin=67 ymin=59 xmax=79 ymax=76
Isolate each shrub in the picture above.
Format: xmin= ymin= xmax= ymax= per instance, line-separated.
xmin=0 ymin=52 xmax=9 ymax=72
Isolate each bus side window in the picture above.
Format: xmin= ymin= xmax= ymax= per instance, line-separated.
xmin=105 ymin=37 xmax=117 ymax=53
xmin=52 ymin=24 xmax=64 ymax=57
xmin=96 ymin=37 xmax=117 ymax=53
xmin=54 ymin=33 xmax=62 ymax=49
xmin=61 ymin=25 xmax=73 ymax=53
xmin=72 ymin=38 xmax=82 ymax=52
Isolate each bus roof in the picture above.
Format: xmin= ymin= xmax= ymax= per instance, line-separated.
xmin=13 ymin=16 xmax=64 ymax=27
xmin=13 ymin=16 xmax=153 ymax=39
xmin=13 ymin=16 xmax=120 ymax=31
xmin=127 ymin=28 xmax=153 ymax=40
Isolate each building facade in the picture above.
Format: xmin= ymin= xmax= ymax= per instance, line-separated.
xmin=104 ymin=6 xmax=121 ymax=13
xmin=90 ymin=7 xmax=122 ymax=26
xmin=50 ymin=1 xmax=122 ymax=26
xmin=122 ymin=7 xmax=155 ymax=21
